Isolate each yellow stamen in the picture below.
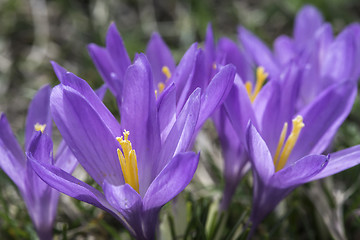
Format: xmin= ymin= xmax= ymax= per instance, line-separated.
xmin=162 ymin=66 xmax=172 ymax=80
xmin=156 ymin=67 xmax=169 ymax=99
xmin=116 ymin=130 xmax=139 ymax=193
xmin=155 ymin=82 xmax=165 ymax=99
xmin=34 ymin=123 xmax=46 ymax=133
xmin=212 ymin=62 xmax=217 ymax=69
xmin=245 ymin=82 xmax=253 ymax=98
xmin=274 ymin=116 xmax=305 ymax=172
xmin=158 ymin=82 xmax=165 ymax=94
xmin=245 ymin=66 xmax=268 ymax=103
xmin=273 ymin=122 xmax=288 ymax=167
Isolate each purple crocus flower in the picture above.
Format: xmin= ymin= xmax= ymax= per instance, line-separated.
xmin=28 ymin=55 xmax=202 ymax=240
xmin=246 ymin=121 xmax=360 ymax=234
xmin=204 ymin=23 xmax=299 ymax=210
xmin=205 ymin=5 xmax=360 ymax=210
xmin=223 ymin=74 xmax=360 ymax=233
xmin=88 ymin=23 xmax=175 ymax=103
xmin=88 ymin=23 xmax=236 ymax=136
xmin=0 ymin=85 xmax=77 ymax=240
xmin=202 ymin=23 xmax=299 ymax=210
xmin=238 ymin=5 xmax=360 ymax=110
xmin=202 ymin=12 xmax=360 ymax=225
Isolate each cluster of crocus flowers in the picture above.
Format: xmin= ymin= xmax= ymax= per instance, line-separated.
xmin=201 ymin=5 xmax=360 ymax=214
xmin=27 ymin=21 xmax=236 ymax=239
xmin=2 ymin=4 xmax=360 ymax=240
xmin=208 ymin=4 xmax=360 ymax=235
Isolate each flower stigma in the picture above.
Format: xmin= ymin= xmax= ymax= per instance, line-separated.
xmin=273 ymin=115 xmax=305 ymax=172
xmin=34 ymin=123 xmax=46 ymax=133
xmin=116 ymin=130 xmax=139 ymax=193
xmin=245 ymin=66 xmax=268 ymax=103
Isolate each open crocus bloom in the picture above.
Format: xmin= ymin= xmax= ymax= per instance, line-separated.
xmin=0 ymin=85 xmax=77 ymax=240
xmin=29 ymin=55 xmax=201 ymax=240
xmin=246 ymin=122 xmax=360 ymax=234
xmin=220 ymin=19 xmax=360 ymax=227
xmin=241 ymin=78 xmax=360 ymax=233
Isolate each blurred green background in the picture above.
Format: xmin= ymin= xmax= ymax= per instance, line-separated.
xmin=1 ymin=0 xmax=360 ymax=239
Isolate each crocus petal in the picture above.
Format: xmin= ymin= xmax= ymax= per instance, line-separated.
xmin=346 ymin=23 xmax=360 ymax=81
xmin=27 ymin=153 xmax=134 ymax=234
xmin=249 ymin=181 xmax=292 ymax=232
xmin=295 ymin=24 xmax=333 ymax=101
xmin=253 ymin=81 xmax=282 ymax=154
xmin=246 ymin=123 xmax=274 ymax=183
xmin=238 ymin=26 xmax=279 ymax=78
xmin=271 ymin=155 xmax=328 ymax=188
xmin=0 ymin=114 xmax=25 ymax=189
xmin=314 ymin=23 xmax=334 ymax=65
xmin=290 ymin=81 xmax=357 ymax=162
xmin=176 ymin=47 xmax=202 ymax=112
xmin=120 ymin=54 xmax=161 ymax=195
xmin=156 ymin=88 xmax=201 ymax=174
xmin=273 ymin=35 xmax=295 ymax=65
xmin=157 ymin=83 xmax=176 ymax=142
xmin=173 ymin=43 xmax=198 ymax=104
xmin=24 ymin=132 xmax=58 ymax=235
xmin=25 ymin=85 xmax=52 ymax=150
xmin=250 ymin=154 xmax=328 ymax=230
xmin=106 ymin=23 xmax=132 ymax=80
xmin=196 ymin=64 xmax=236 ymax=130
xmin=89 ymin=23 xmax=131 ymax=97
xmin=217 ymin=37 xmax=254 ymax=82
xmin=51 ymin=61 xmax=68 ymax=83
xmin=59 ymin=70 xmax=121 ymax=135
xmin=103 ymin=182 xmax=144 ymax=238
xmin=25 ymin=162 xmax=59 ymax=240
xmin=185 ymin=50 xmax=207 ymax=101
xmin=309 ymin=145 xmax=360 ymax=181
xmin=95 ymin=84 xmax=108 ymax=100
xmin=278 ymin=62 xmax=301 ymax=124
xmin=146 ymin=32 xmax=175 ymax=84
xmin=51 ymin=85 xmax=123 ymax=186
xmin=224 ymin=75 xmax=257 ymax=144
xmin=0 ymin=114 xmax=25 ymax=164
xmin=27 ymin=132 xmax=53 ymax=165
xmin=143 ymin=152 xmax=199 ymax=211
xmin=294 ymin=5 xmax=323 ymax=49
xmin=88 ymin=44 xmax=123 ymax=96
xmin=321 ymin=29 xmax=356 ymax=84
